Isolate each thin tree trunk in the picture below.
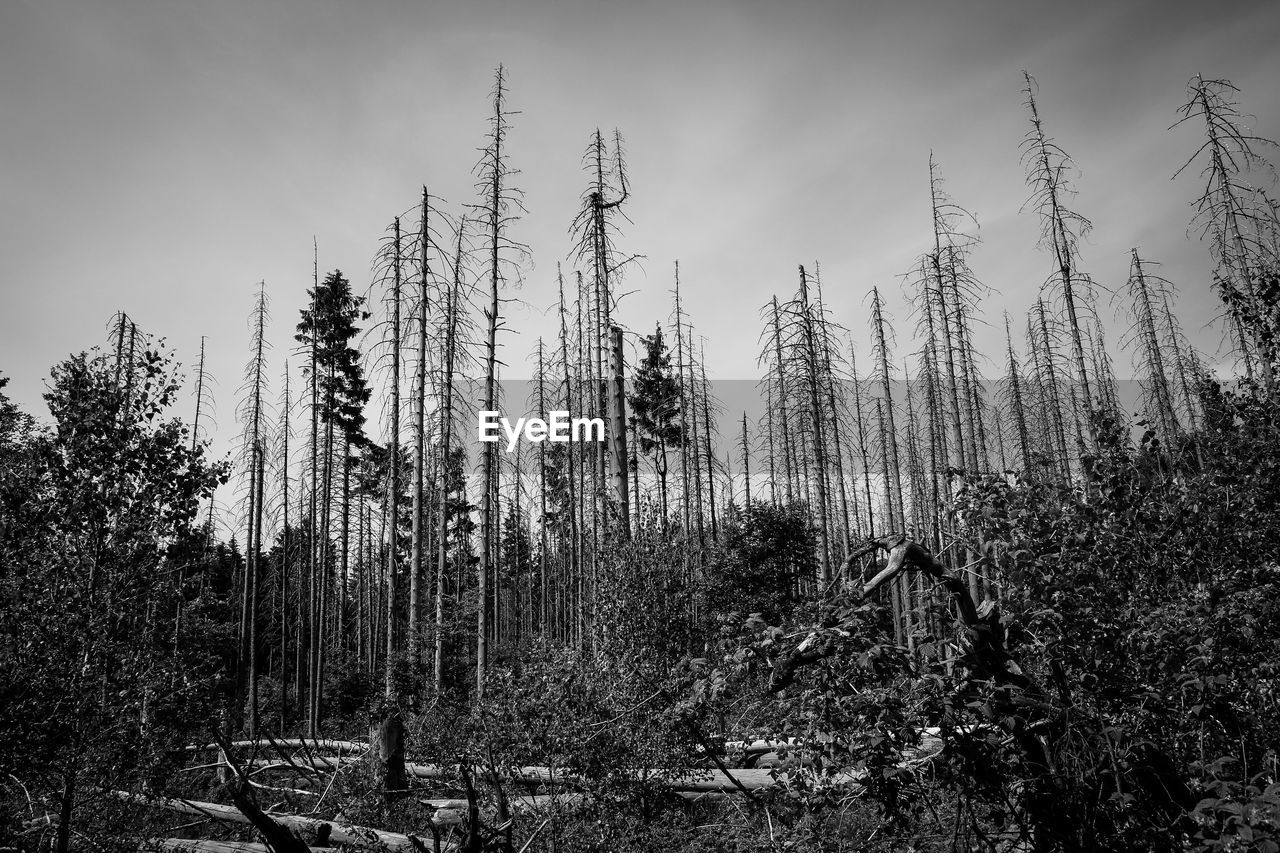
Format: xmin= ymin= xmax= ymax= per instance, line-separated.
xmin=409 ymin=189 xmax=430 ymax=669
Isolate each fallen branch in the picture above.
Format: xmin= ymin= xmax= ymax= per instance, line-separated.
xmin=109 ymin=792 xmax=449 ymax=851
xmin=771 ymin=534 xmax=1046 ymax=698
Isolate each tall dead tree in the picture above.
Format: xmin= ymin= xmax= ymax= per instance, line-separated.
xmin=572 ymin=130 xmax=631 ymax=511
xmin=1021 ymin=72 xmax=1099 ymax=440
xmin=698 ymin=345 xmax=719 ymax=543
xmin=557 ymin=267 xmax=582 ymax=648
xmin=305 ymin=243 xmax=320 ymax=735
xmin=1119 ymin=250 xmax=1180 ymax=444
xmin=673 ymin=264 xmax=694 ymax=531
xmin=237 ymin=284 xmax=271 ymax=736
xmin=275 ymin=363 xmax=292 ymax=730
xmin=1159 ymin=293 xmax=1202 ymax=434
xmin=925 ymin=158 xmax=970 ymax=476
xmin=1174 ymin=75 xmax=1279 ymax=388
xmin=472 ymin=65 xmax=526 ymax=696
xmin=473 ymin=63 xmax=522 ymax=691
xmin=433 ymin=221 xmax=467 ymax=692
xmin=814 ymin=266 xmax=853 ymax=558
xmin=370 ymin=218 xmax=407 ymax=803
xmin=870 ymin=288 xmax=905 ymax=532
xmin=762 ymin=295 xmax=796 ymax=504
xmin=408 ymin=190 xmax=430 ymax=666
xmin=1002 ymin=315 xmax=1034 ymax=474
xmin=797 ymin=267 xmax=832 ymax=582
xmin=1028 ymin=303 xmax=1072 ymax=480
xmin=849 ymin=349 xmax=876 ymax=539
xmin=608 ymin=326 xmax=631 ymax=538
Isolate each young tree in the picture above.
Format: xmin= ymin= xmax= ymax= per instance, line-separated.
xmin=0 ymin=349 xmax=227 ymax=853
xmin=628 ymin=324 xmax=684 ymax=530
xmin=295 ymin=268 xmax=369 ymax=729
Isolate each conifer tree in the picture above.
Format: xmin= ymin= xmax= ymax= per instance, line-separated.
xmin=629 ymin=323 xmax=684 ymax=530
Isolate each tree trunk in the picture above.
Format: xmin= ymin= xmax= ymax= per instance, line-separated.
xmin=608 ymin=326 xmax=631 ymax=538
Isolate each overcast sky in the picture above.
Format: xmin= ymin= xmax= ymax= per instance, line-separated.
xmin=3 ymin=0 xmax=1279 ymax=443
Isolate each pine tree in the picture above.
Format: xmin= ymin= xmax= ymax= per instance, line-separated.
xmin=629 ymin=324 xmax=684 ymax=530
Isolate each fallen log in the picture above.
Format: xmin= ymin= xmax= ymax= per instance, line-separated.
xmin=713 ymin=737 xmax=799 ymax=752
xmin=419 ymin=788 xmax=733 ymax=820
xmin=145 ymin=840 xmax=290 ymax=853
xmin=244 ymin=756 xmax=859 ymax=793
xmin=110 ymin=792 xmax=448 ymax=851
xmin=183 ymin=739 xmax=369 ymax=755
xmin=405 ymin=763 xmax=793 ymax=792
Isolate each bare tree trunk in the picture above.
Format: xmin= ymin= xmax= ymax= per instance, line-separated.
xmin=558 ymin=269 xmax=581 ymax=649
xmin=386 ymin=218 xmax=403 ymax=698
xmin=1161 ymin=294 xmax=1200 ymax=434
xmin=674 ymin=263 xmax=693 ymax=531
xmin=798 ymin=268 xmax=831 ymax=581
xmin=770 ymin=296 xmax=797 ymax=504
xmin=476 ymin=66 xmax=516 ymax=696
xmin=1004 ymin=316 xmax=1033 ymax=474
xmin=240 ymin=284 xmax=269 ymax=736
xmin=699 ymin=351 xmax=719 ymax=543
xmin=1128 ymin=250 xmax=1179 ymax=442
xmin=375 ymin=219 xmax=407 ymax=804
xmin=874 ymin=398 xmax=905 ymax=647
xmin=1032 ymin=302 xmax=1072 ymax=481
xmin=55 ymin=770 xmax=74 ymax=853
xmin=688 ymin=326 xmax=705 ymax=550
xmin=608 ymin=326 xmax=631 ymax=537
xmin=536 ymin=338 xmax=549 ymax=635
xmin=433 ymin=225 xmax=463 ymax=693
xmin=307 ymin=248 xmax=320 ymax=736
xmin=871 ymin=288 xmax=906 ymax=532
xmin=278 ymin=367 xmax=290 ymax=730
xmin=849 ymin=351 xmax=876 ymax=539
xmin=1022 ymin=73 xmax=1099 ymax=435
xmin=339 ymin=433 xmax=350 ymax=663
xmin=409 ymin=189 xmax=430 ymax=670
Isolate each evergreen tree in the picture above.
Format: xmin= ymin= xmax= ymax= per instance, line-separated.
xmin=628 ymin=324 xmax=684 ymax=529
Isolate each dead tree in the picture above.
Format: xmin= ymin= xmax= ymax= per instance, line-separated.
xmin=1002 ymin=315 xmax=1034 ymax=474
xmin=472 ymin=64 xmax=527 ymax=697
xmin=797 ymin=267 xmax=832 ymax=581
xmin=1118 ymin=250 xmax=1180 ymax=444
xmin=236 ymin=283 xmax=272 ymax=736
xmin=1021 ymin=71 xmax=1099 ymax=441
xmin=1174 ymin=75 xmax=1279 ymax=387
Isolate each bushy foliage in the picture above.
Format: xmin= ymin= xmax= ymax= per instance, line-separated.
xmin=671 ymin=388 xmax=1280 ymax=852
xmin=0 ymin=348 xmax=230 ymax=848
xmin=705 ymin=501 xmax=819 ymax=623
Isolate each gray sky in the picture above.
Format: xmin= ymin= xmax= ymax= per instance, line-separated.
xmin=3 ymin=0 xmax=1280 ymax=446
